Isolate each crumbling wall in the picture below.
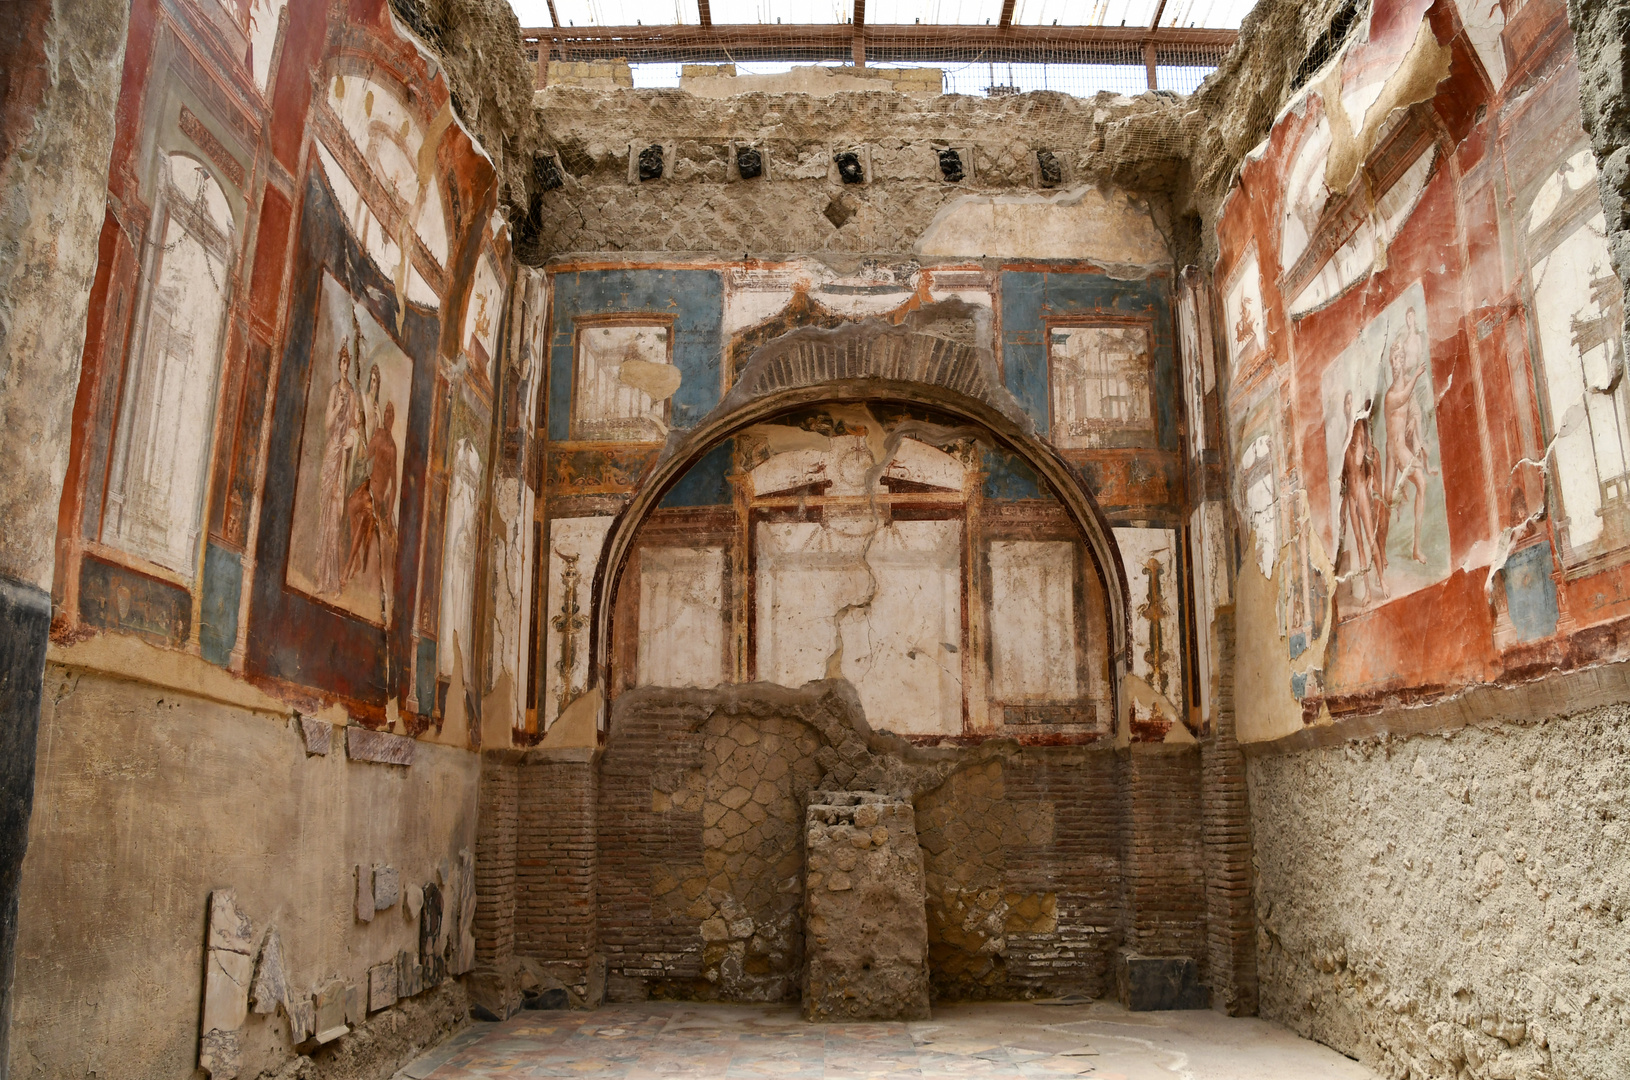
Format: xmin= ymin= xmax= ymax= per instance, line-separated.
xmin=1249 ymin=697 xmax=1630 ymax=1080
xmin=1184 ymin=0 xmax=1372 ymax=261
xmin=0 ymin=4 xmax=130 ymax=1074
xmin=528 ymin=88 xmax=1194 ymax=257
xmin=388 ymin=0 xmax=551 ymax=218
xmin=917 ymin=750 xmax=1124 ymax=1001
xmin=1567 ymin=0 xmax=1630 ymax=328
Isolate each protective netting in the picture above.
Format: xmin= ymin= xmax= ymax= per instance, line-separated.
xmin=611 ymin=59 xmax=1217 ymax=97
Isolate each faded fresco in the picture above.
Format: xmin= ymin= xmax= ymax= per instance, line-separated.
xmin=1048 ymin=324 xmax=1156 ymax=449
xmin=54 ymin=0 xmax=513 ymax=731
xmin=532 ymin=249 xmax=1195 ymax=744
xmin=1214 ymin=0 xmax=1630 ymax=735
xmin=1319 ymin=283 xmax=1448 ymax=610
xmin=595 ymin=399 xmax=1118 ymax=743
xmin=287 ymin=273 xmax=413 ymax=625
xmin=43 ymin=0 xmax=514 ymax=1071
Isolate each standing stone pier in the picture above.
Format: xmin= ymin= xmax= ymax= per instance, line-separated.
xmin=802 ymin=792 xmax=930 ymax=1021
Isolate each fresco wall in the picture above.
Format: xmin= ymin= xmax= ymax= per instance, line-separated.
xmin=500 ymin=171 xmax=1249 ymax=1003
xmin=1214 ymin=0 xmax=1630 ymax=739
xmin=530 ymin=250 xmax=1208 ymax=746
xmin=15 ymin=0 xmax=542 ymax=1075
xmin=1213 ymin=0 xmax=1630 ymax=1074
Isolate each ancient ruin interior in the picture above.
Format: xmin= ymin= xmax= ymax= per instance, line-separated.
xmin=1 ymin=0 xmax=1628 ymax=1075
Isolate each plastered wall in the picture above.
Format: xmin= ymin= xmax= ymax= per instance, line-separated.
xmin=1250 ymin=696 xmax=1630 ymax=1079
xmin=11 ymin=665 xmax=480 ymax=1079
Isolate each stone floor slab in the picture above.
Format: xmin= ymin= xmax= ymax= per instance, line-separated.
xmin=397 ymin=1001 xmax=1381 ymax=1079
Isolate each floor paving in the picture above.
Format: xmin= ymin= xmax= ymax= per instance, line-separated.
xmin=398 ymin=999 xmax=1381 ymax=1079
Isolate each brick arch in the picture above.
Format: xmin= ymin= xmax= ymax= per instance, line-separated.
xmin=585 ymin=378 xmax=1132 ymax=723
xmin=720 ymin=305 xmax=1033 ymax=433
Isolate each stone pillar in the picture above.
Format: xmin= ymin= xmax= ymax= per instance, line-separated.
xmin=803 ymin=792 xmax=930 ymax=1021
xmin=0 ymin=2 xmax=128 ymax=1073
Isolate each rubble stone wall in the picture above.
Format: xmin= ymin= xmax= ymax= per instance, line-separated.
xmin=1249 ymin=699 xmax=1630 ymax=1080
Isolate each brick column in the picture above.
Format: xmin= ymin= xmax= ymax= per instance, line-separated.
xmin=1200 ymin=610 xmax=1258 ymax=1014
xmin=474 ymin=752 xmax=520 ymax=967
xmin=1119 ymin=742 xmax=1208 ymax=1009
xmin=515 ymin=748 xmax=600 ymax=999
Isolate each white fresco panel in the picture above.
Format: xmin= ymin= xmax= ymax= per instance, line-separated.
xmin=987 ymin=541 xmax=1077 ymax=701
xmin=542 ymin=516 xmax=614 ymax=729
xmin=638 ymin=546 xmax=726 ymax=689
xmin=756 ymin=516 xmax=962 ymax=736
xmin=1115 ymin=527 xmax=1183 ymax=704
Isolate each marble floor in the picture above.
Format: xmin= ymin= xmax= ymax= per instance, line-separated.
xmin=398 ymin=1000 xmax=1380 ymax=1079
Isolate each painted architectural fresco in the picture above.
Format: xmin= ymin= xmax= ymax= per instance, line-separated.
xmin=534 ymin=253 xmax=1207 ymax=745
xmin=1212 ymin=0 xmax=1630 ymax=736
xmin=602 ymin=402 xmax=1115 ymax=744
xmin=52 ymin=0 xmax=528 ymax=741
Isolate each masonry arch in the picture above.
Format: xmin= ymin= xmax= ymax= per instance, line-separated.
xmin=587 ymin=377 xmax=1132 ymax=722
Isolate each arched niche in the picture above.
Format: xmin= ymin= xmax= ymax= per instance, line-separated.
xmin=586 ymin=379 xmax=1131 ymax=732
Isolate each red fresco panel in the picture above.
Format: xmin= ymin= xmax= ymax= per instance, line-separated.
xmin=249 ymin=185 xmax=293 ymax=332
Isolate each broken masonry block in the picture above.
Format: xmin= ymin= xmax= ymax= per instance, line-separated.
xmin=638 ymin=144 xmax=665 ymax=181
xmin=200 ymin=890 xmax=254 ymax=1079
xmin=355 ymin=865 xmax=374 ymax=923
xmin=938 ymin=148 xmax=964 ymax=183
xmin=802 ymin=793 xmax=930 ymax=1021
xmin=369 ymin=960 xmax=399 ymax=1012
xmin=297 ymin=714 xmax=331 ymax=755
xmin=1036 ymin=149 xmax=1063 ymax=187
xmin=534 ymin=152 xmax=563 ymax=192
xmin=250 ymin=928 xmax=288 ymax=1015
xmin=373 ymin=864 xmax=401 ymax=910
xmin=834 ymin=150 xmax=865 ymax=184
xmin=312 ymin=981 xmax=349 ymax=1043
xmin=344 ymin=983 xmax=364 ymax=1027
xmin=736 ymin=145 xmax=764 ymax=180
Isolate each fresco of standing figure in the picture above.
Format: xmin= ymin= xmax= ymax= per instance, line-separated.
xmin=1339 ymin=391 xmax=1390 ymax=599
xmin=1383 ymin=310 xmax=1435 ymax=565
xmin=315 ymin=341 xmax=362 ymax=596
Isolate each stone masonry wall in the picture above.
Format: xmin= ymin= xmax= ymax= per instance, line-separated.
xmin=528 ymin=88 xmax=1193 ymax=258
xmin=803 ymin=792 xmax=930 ymax=1022
xmin=1249 ymin=703 xmax=1630 ymax=1080
xmin=587 ymin=683 xmax=1224 ymax=1006
xmin=1567 ymin=0 xmax=1630 ymax=339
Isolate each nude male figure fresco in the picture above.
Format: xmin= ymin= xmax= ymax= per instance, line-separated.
xmin=1383 ymin=309 xmax=1436 ymax=564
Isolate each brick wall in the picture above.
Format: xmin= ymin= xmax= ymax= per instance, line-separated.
xmin=516 ymin=750 xmax=599 ymax=994
xmin=597 ymin=701 xmax=709 ymax=1000
xmin=490 ymin=689 xmax=1249 ymax=1009
xmin=1003 ymin=748 xmax=1126 ymax=997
